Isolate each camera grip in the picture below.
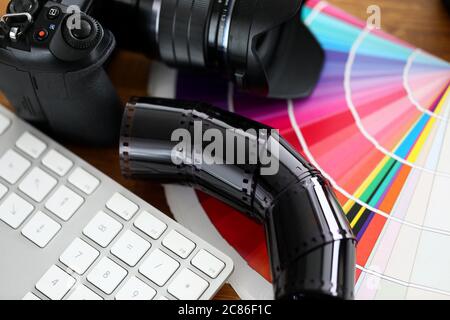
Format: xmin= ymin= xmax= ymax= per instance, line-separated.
xmin=34 ymin=66 xmax=122 ymax=145
xmin=0 ymin=62 xmax=47 ymax=124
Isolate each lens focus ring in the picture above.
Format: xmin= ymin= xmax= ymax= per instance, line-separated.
xmin=188 ymin=0 xmax=210 ymax=67
xmin=158 ymin=0 xmax=211 ymax=68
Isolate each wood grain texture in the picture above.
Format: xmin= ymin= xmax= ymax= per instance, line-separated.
xmin=0 ymin=0 xmax=6 ymax=16
xmin=328 ymin=0 xmax=450 ymax=61
xmin=0 ymin=0 xmax=449 ymax=300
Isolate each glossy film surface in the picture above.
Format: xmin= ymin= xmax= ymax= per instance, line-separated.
xmin=120 ymin=97 xmax=356 ymax=299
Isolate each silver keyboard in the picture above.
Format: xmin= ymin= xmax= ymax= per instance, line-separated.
xmin=0 ymin=104 xmax=233 ymax=300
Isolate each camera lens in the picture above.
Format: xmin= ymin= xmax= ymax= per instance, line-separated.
xmin=95 ymin=0 xmax=324 ymax=99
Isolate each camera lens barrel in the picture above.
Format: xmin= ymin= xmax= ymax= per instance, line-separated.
xmin=207 ymin=0 xmax=239 ymax=68
xmin=153 ymin=0 xmax=323 ymax=98
xmin=158 ymin=0 xmax=210 ymax=68
xmin=157 ymin=0 xmax=254 ymax=73
xmin=97 ymin=0 xmax=324 ymax=99
xmin=157 ymin=0 xmax=256 ymax=72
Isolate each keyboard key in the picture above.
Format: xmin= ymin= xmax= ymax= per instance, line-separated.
xmin=139 ymin=249 xmax=180 ymax=287
xmin=162 ymin=230 xmax=196 ymax=259
xmin=0 ymin=113 xmax=10 ymax=135
xmin=106 ymin=193 xmax=139 ymax=221
xmin=60 ymin=238 xmax=99 ymax=275
xmin=111 ymin=230 xmax=150 ymax=267
xmin=115 ymin=276 xmax=156 ymax=300
xmin=42 ymin=150 xmax=73 ymax=177
xmin=168 ymin=268 xmax=209 ymax=300
xmin=83 ymin=211 xmax=123 ymax=248
xmin=21 ymin=211 xmax=61 ymax=248
xmin=0 ymin=193 xmax=34 ymax=229
xmin=45 ymin=185 xmax=84 ymax=221
xmin=68 ymin=168 xmax=100 ymax=195
xmin=67 ymin=285 xmax=102 ymax=300
xmin=23 ymin=292 xmax=41 ymax=300
xmin=0 ymin=182 xmax=7 ymax=199
xmin=16 ymin=132 xmax=47 ymax=159
xmin=134 ymin=210 xmax=167 ymax=240
xmin=87 ymin=257 xmax=127 ymax=295
xmin=191 ymin=250 xmax=225 ymax=279
xmin=35 ymin=265 xmax=76 ymax=300
xmin=19 ymin=167 xmax=57 ymax=202
xmin=0 ymin=149 xmax=31 ymax=184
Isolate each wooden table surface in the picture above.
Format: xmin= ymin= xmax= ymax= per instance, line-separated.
xmin=0 ymin=0 xmax=449 ymax=300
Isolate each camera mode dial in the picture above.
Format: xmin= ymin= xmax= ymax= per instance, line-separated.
xmin=8 ymin=0 xmax=39 ymax=15
xmin=62 ymin=13 xmax=102 ymax=50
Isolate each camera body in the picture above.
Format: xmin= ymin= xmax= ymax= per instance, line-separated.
xmin=0 ymin=0 xmax=122 ymax=145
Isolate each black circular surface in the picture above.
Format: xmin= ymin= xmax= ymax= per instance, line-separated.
xmin=62 ymin=14 xmax=103 ymax=50
xmin=71 ymin=20 xmax=93 ymax=40
xmin=8 ymin=0 xmax=38 ymax=14
xmin=47 ymin=7 xmax=62 ymax=20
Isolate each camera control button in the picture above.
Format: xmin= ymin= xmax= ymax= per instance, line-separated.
xmin=47 ymin=7 xmax=61 ymax=20
xmin=35 ymin=29 xmax=48 ymax=41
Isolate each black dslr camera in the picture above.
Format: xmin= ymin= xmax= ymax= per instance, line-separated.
xmin=0 ymin=0 xmax=324 ymax=143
